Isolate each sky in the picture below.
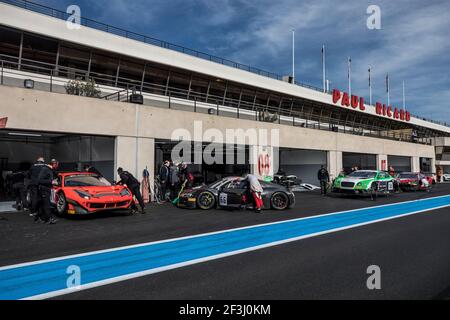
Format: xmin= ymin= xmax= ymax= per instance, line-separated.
xmin=34 ymin=0 xmax=450 ymax=123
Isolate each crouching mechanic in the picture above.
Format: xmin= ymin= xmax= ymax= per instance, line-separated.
xmin=117 ymin=168 xmax=146 ymax=214
xmin=245 ymin=174 xmax=264 ymax=213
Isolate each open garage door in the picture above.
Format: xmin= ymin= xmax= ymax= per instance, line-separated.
xmin=155 ymin=140 xmax=250 ymax=184
xmin=279 ymin=149 xmax=327 ymax=184
xmin=388 ymin=156 xmax=411 ymax=173
xmin=343 ymin=152 xmax=377 ymax=173
xmin=0 ymin=130 xmax=115 ymax=203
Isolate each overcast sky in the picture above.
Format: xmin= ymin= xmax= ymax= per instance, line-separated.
xmin=37 ymin=0 xmax=450 ymax=123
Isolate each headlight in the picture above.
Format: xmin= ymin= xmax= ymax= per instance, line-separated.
xmin=120 ymin=189 xmax=131 ymax=196
xmin=75 ymin=190 xmax=91 ymax=200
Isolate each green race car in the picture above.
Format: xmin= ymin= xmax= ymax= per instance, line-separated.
xmin=332 ymin=170 xmax=395 ymax=195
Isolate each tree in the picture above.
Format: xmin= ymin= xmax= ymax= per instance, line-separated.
xmin=65 ymin=78 xmax=101 ymax=98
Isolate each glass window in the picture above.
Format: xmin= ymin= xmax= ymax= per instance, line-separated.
xmin=0 ymin=27 xmax=21 ymax=61
xmin=208 ymin=80 xmax=226 ymax=103
xmin=143 ymin=64 xmax=169 ymax=95
xmin=225 ymin=84 xmax=242 ymax=107
xmin=89 ymin=51 xmax=119 ymax=86
xmin=117 ymin=58 xmax=145 ymax=87
xmin=21 ymin=33 xmax=58 ymax=68
xmin=58 ymin=43 xmax=91 ymax=79
xmin=169 ymin=71 xmax=190 ymax=97
xmin=189 ymin=75 xmax=209 ymax=101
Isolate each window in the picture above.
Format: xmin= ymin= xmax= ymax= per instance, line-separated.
xmin=189 ymin=75 xmax=209 ymax=101
xmin=208 ymin=80 xmax=226 ymax=103
xmin=21 ymin=33 xmax=58 ymax=72
xmin=143 ymin=64 xmax=169 ymax=94
xmin=169 ymin=71 xmax=190 ymax=97
xmin=58 ymin=43 xmax=91 ymax=79
xmin=89 ymin=51 xmax=119 ymax=86
xmin=0 ymin=27 xmax=21 ymax=61
xmin=118 ymin=58 xmax=145 ymax=87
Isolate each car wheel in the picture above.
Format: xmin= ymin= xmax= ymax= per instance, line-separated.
xmin=197 ymin=191 xmax=216 ymax=210
xmin=271 ymin=192 xmax=289 ymax=210
xmin=56 ymin=192 xmax=68 ymax=216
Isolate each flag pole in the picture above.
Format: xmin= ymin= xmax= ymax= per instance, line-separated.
xmin=348 ymin=57 xmax=352 ymax=97
xmin=402 ymin=80 xmax=406 ymax=111
xmin=387 ymin=73 xmax=390 ymax=106
xmin=369 ymin=66 xmax=372 ymax=106
xmin=292 ymin=29 xmax=295 ymax=84
xmin=322 ymin=45 xmax=326 ymax=93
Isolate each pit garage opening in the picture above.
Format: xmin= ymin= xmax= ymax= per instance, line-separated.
xmin=343 ymin=152 xmax=377 ymax=173
xmin=0 ymin=130 xmax=115 ymax=203
xmin=278 ymin=149 xmax=327 ymax=184
xmin=155 ymin=140 xmax=250 ymax=184
xmin=388 ymin=156 xmax=411 ymax=173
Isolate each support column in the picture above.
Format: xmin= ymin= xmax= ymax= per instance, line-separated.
xmin=377 ymin=154 xmax=388 ymax=171
xmin=411 ymin=156 xmax=421 ymax=173
xmin=327 ymin=150 xmax=343 ymax=179
xmin=250 ymin=145 xmax=276 ymax=180
xmin=115 ymin=136 xmax=155 ymax=185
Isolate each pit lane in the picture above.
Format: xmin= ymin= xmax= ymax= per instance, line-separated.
xmin=1 ymin=183 xmax=449 ymax=269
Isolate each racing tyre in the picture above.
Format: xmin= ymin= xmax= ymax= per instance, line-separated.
xmin=56 ymin=192 xmax=68 ymax=216
xmin=197 ymin=191 xmax=216 ymax=210
xmin=271 ymin=192 xmax=289 ymax=210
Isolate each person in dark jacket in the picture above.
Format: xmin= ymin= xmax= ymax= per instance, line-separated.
xmin=28 ymin=157 xmax=46 ymax=217
xmin=117 ymin=168 xmax=145 ymax=214
xmin=317 ymin=166 xmax=330 ymax=195
xmin=11 ymin=171 xmax=27 ymax=211
xmin=169 ymin=161 xmax=180 ymax=200
xmin=36 ymin=162 xmax=58 ymax=224
xmin=158 ymin=161 xmax=170 ymax=201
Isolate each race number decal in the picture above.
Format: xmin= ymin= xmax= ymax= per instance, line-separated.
xmin=388 ymin=182 xmax=394 ymax=191
xmin=219 ymin=193 xmax=228 ymax=206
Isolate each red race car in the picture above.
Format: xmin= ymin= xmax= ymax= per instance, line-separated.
xmin=51 ymin=172 xmax=134 ymax=215
xmin=396 ymin=172 xmax=433 ymax=191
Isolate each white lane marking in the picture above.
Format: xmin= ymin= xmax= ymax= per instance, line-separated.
xmin=21 ymin=203 xmax=450 ymax=300
xmin=1 ymin=194 xmax=449 ymax=272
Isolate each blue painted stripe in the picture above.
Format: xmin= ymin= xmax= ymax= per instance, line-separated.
xmin=1 ymin=195 xmax=449 ymax=300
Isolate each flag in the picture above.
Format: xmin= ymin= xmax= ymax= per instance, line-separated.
xmin=368 ymin=67 xmax=371 ymax=87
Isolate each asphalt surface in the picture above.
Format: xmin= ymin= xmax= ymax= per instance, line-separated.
xmin=1 ymin=184 xmax=449 ymax=300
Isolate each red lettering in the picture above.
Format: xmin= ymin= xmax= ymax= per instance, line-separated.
xmin=400 ymin=109 xmax=405 ymax=120
xmin=383 ymin=104 xmax=387 ymax=116
xmin=394 ymin=108 xmax=399 ymax=119
xmin=332 ymin=89 xmax=341 ymax=104
xmin=359 ymin=97 xmax=365 ymax=111
xmin=376 ymin=103 xmax=383 ymax=115
xmin=387 ymin=106 xmax=393 ymax=118
xmin=341 ymin=93 xmax=350 ymax=107
xmin=351 ymin=95 xmax=359 ymax=109
xmin=406 ymin=111 xmax=411 ymax=122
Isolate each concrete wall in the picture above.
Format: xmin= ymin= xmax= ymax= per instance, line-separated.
xmin=0 ymin=86 xmax=437 ymax=183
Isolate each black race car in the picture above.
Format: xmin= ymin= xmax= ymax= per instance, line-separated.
xmin=177 ymin=176 xmax=295 ymax=211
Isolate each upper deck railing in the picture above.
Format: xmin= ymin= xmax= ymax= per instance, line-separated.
xmin=0 ymin=0 xmax=322 ymax=93
xmin=0 ymin=0 xmax=448 ymax=129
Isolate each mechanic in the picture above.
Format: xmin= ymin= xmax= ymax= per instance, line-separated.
xmin=245 ymin=174 xmax=264 ymax=213
xmin=158 ymin=161 xmax=170 ymax=202
xmin=169 ymin=161 xmax=180 ymax=201
xmin=11 ymin=170 xmax=27 ymax=211
xmin=179 ymin=162 xmax=194 ymax=189
xmin=36 ymin=161 xmax=59 ymax=225
xmin=317 ymin=165 xmax=330 ymax=196
xmin=117 ymin=168 xmax=146 ymax=214
xmin=28 ymin=157 xmax=46 ymax=218
xmin=83 ymin=164 xmax=102 ymax=176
